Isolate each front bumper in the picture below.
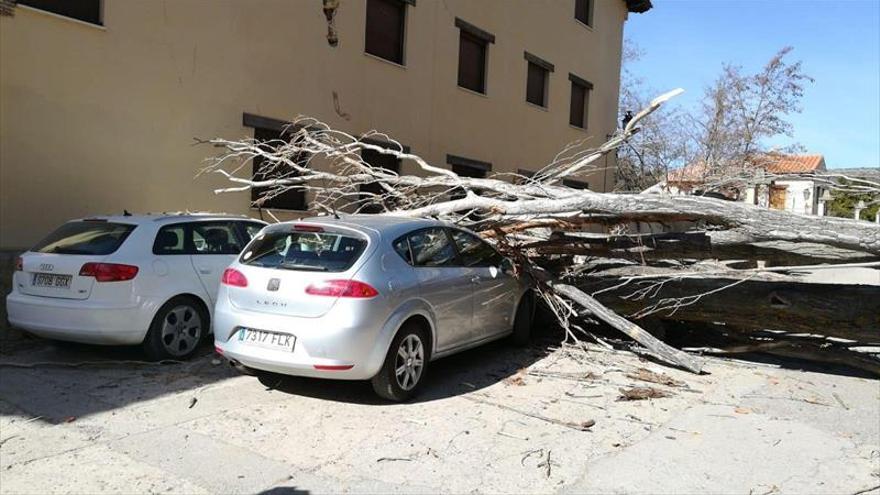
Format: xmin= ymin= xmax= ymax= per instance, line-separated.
xmin=6 ymin=292 xmax=158 ymax=345
xmin=213 ymin=302 xmax=392 ymax=381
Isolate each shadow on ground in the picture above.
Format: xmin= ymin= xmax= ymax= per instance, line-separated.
xmin=0 ymin=313 xmax=564 ymax=421
xmin=2 ymin=309 xmax=874 ymax=427
xmin=257 ymin=334 xmax=560 ymax=405
xmin=256 ymin=488 xmax=311 ymax=495
xmin=0 ymin=334 xmax=239 ymax=425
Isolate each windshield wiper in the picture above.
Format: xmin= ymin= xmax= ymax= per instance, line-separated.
xmin=278 ymin=262 xmax=327 ymax=271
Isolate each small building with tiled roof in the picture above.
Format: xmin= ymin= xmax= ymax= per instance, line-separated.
xmin=651 ymin=153 xmax=832 ymax=216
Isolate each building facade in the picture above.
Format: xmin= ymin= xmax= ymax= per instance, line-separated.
xmin=0 ymin=0 xmax=650 ymax=250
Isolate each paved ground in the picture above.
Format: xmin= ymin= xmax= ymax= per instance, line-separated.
xmin=0 ymin=337 xmax=878 ymax=494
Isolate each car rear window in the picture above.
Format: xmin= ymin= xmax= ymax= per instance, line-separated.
xmin=32 ymin=221 xmax=136 ymax=255
xmin=240 ymin=229 xmax=367 ymax=272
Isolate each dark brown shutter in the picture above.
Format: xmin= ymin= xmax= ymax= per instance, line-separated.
xmin=359 ymin=149 xmax=402 ymax=212
xmin=457 ymin=31 xmax=487 ymax=93
xmin=570 ymin=81 xmax=586 ymax=127
xmin=18 ymin=0 xmax=101 ymax=24
xmin=526 ymin=62 xmax=547 ymax=107
xmin=451 ymin=163 xmax=486 ymax=179
xmin=562 ymin=178 xmax=590 ymax=190
xmin=569 ymin=82 xmax=586 ymax=127
xmin=447 ymin=155 xmax=490 ymax=200
xmin=251 ymin=127 xmax=307 ymax=211
xmin=575 ymin=0 xmax=592 ymax=25
xmin=365 ymin=0 xmax=405 ymax=64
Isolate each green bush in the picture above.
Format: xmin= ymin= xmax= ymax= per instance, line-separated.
xmin=827 ymin=179 xmax=879 ymax=220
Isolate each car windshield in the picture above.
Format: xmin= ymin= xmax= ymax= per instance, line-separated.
xmin=32 ymin=221 xmax=136 ymax=255
xmin=240 ymin=229 xmax=367 ymax=272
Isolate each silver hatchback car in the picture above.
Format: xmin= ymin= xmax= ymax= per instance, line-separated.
xmin=213 ymin=215 xmax=534 ymax=401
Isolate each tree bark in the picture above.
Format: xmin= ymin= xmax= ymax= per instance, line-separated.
xmin=526 ymin=232 xmax=879 ymax=266
xmin=580 ymin=276 xmax=880 ymax=344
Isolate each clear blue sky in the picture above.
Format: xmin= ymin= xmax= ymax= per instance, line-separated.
xmin=624 ymin=0 xmax=880 ymax=169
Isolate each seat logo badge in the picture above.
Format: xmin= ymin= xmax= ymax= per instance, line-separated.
xmin=39 ymin=263 xmax=54 ymax=272
xmin=267 ymin=278 xmax=280 ymax=291
xmin=256 ymin=299 xmax=286 ymax=307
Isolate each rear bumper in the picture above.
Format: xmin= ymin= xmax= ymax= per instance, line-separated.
xmin=6 ymin=292 xmax=158 ymax=345
xmin=213 ymin=302 xmax=393 ymax=381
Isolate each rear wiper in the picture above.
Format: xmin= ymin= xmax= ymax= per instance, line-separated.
xmin=278 ymin=262 xmax=327 ymax=271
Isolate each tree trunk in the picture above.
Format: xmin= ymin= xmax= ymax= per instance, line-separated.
xmin=580 ymin=276 xmax=880 ymax=344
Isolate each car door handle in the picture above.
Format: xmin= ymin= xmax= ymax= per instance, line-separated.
xmin=198 ymin=268 xmax=212 ymax=275
xmin=470 ymin=276 xmax=481 ymax=283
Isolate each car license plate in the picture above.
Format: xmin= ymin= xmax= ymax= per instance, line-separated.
xmin=33 ymin=273 xmax=72 ymax=289
xmin=238 ymin=328 xmax=296 ymax=352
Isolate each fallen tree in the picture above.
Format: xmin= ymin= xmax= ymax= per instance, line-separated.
xmin=201 ymin=90 xmax=880 ymax=375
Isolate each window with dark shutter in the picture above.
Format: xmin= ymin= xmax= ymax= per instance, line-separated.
xmin=251 ymin=127 xmax=308 ymax=211
xmin=575 ymin=0 xmax=593 ymax=26
xmin=359 ymin=147 xmax=402 ymax=213
xmin=568 ymin=73 xmax=592 ymax=129
xmin=458 ymin=32 xmax=487 ymax=93
xmin=455 ymin=18 xmax=494 ymax=94
xmin=447 ymin=154 xmax=490 ymax=200
xmin=524 ymin=52 xmax=554 ymax=108
xmin=562 ymin=178 xmax=590 ymax=190
xmin=570 ymin=82 xmax=586 ymax=128
xmin=516 ymin=169 xmax=536 ymax=184
xmin=451 ymin=163 xmax=487 ymax=179
xmin=526 ymin=62 xmax=548 ymax=107
xmin=365 ymin=0 xmax=406 ymax=65
xmin=19 ymin=0 xmax=101 ymax=25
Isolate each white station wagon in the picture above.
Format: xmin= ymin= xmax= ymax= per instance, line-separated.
xmin=6 ymin=213 xmax=267 ymax=359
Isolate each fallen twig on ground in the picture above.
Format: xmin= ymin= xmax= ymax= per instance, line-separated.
xmin=463 ymin=395 xmax=595 ymax=432
xmin=617 ymin=386 xmax=675 ymax=401
xmin=626 ymin=367 xmax=686 ymax=387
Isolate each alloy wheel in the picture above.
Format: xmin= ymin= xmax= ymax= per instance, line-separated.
xmin=160 ymin=305 xmax=202 ymax=357
xmin=394 ymin=334 xmax=424 ymax=391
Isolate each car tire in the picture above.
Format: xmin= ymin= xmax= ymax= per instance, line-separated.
xmin=143 ymin=296 xmax=208 ymax=361
xmin=511 ymin=291 xmax=535 ymax=347
xmin=371 ymin=322 xmax=431 ymax=402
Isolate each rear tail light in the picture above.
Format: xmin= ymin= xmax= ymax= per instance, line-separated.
xmin=79 ymin=262 xmax=139 ymax=282
xmin=14 ymin=257 xmax=23 ymax=271
xmin=305 ymin=280 xmax=378 ymax=298
xmin=221 ymin=268 xmax=248 ymax=287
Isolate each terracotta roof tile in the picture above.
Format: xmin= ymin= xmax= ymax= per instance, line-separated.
xmin=750 ymin=153 xmax=826 ymax=174
xmin=667 ymin=162 xmax=709 ymax=182
xmin=667 ymin=153 xmax=827 ymax=184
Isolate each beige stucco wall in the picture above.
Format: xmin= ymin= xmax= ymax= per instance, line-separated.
xmin=0 ymin=0 xmax=630 ymax=250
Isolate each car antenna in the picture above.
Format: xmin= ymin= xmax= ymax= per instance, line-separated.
xmin=332 ymin=205 xmax=340 ymax=219
xmin=123 ymin=209 xmax=132 ymax=216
